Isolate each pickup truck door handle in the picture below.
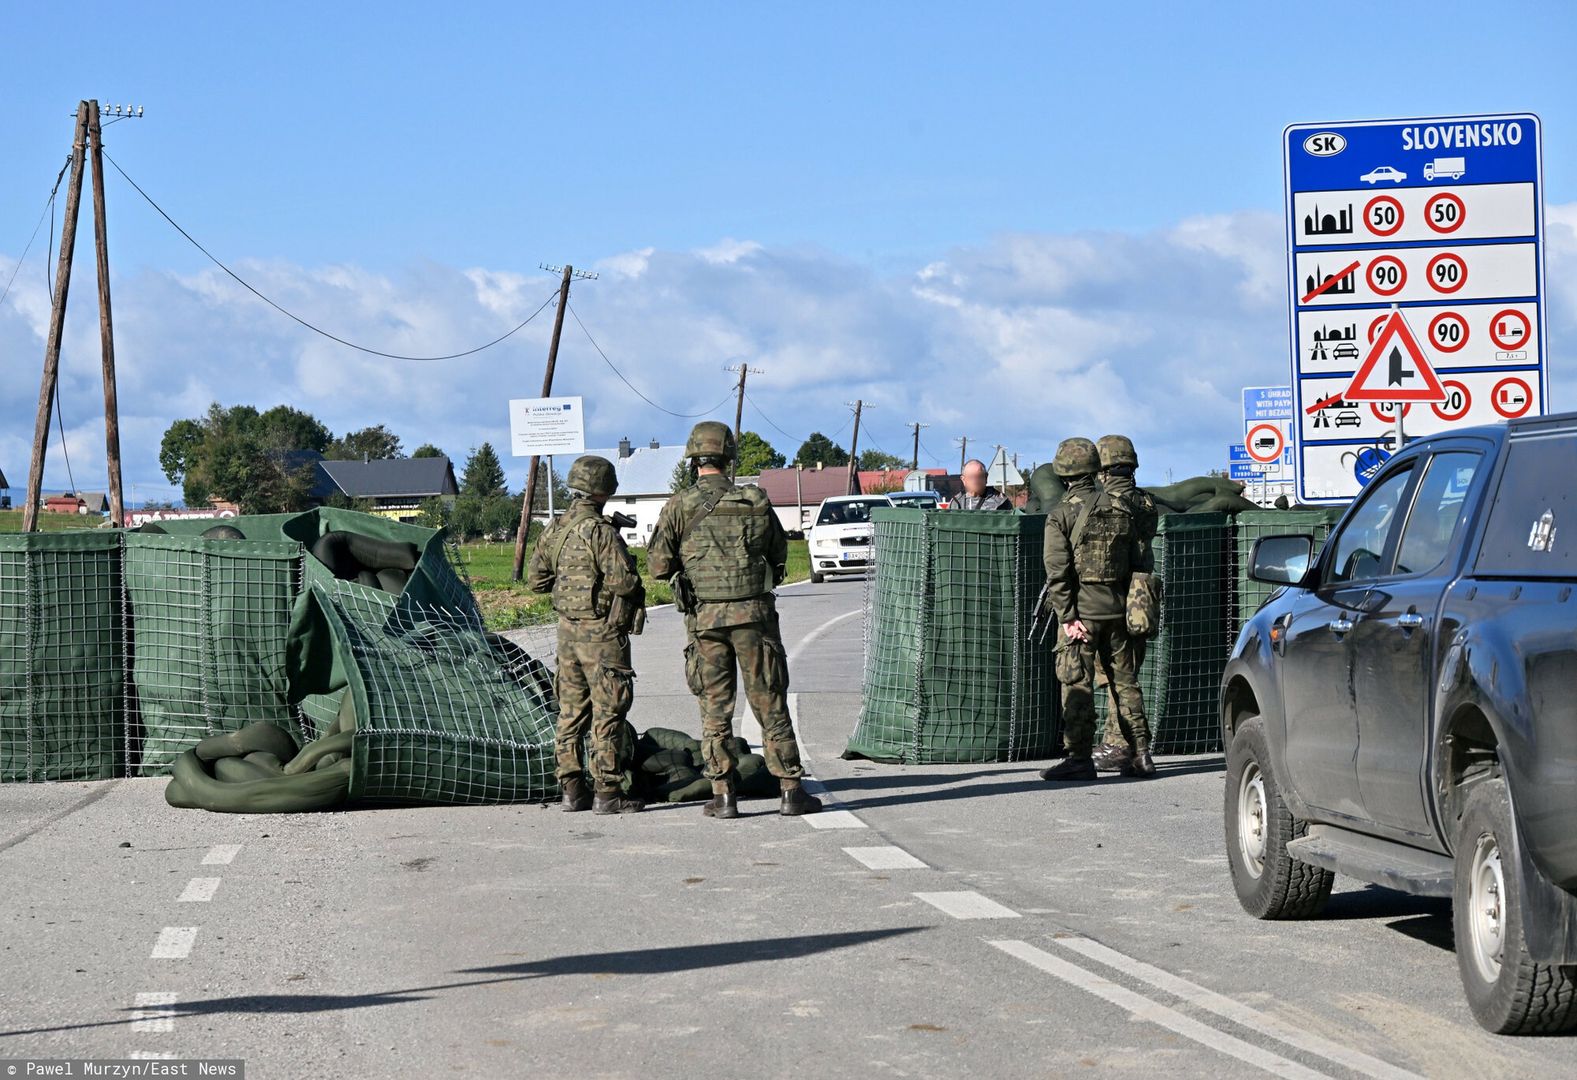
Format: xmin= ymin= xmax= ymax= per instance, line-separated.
xmin=1397 ymin=612 xmax=1424 ymax=630
xmin=1328 ymin=617 xmax=1354 ymax=635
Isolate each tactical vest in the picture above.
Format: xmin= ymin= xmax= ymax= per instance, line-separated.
xmin=1073 ymin=492 xmax=1136 ymax=585
xmin=550 ymin=514 xmax=611 ymax=619
xmin=679 ymin=487 xmax=775 ymax=602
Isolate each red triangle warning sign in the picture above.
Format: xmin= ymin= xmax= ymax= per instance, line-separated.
xmin=1345 ymin=311 xmax=1447 ymax=403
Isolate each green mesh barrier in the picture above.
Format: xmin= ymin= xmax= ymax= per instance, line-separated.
xmin=124 ymin=531 xmax=306 ymax=775
xmin=847 ymin=508 xmax=1057 ymax=763
xmin=0 ymin=532 xmax=127 ymax=782
xmin=1095 ymin=513 xmax=1231 ymax=755
xmin=1233 ymin=509 xmax=1345 ymax=630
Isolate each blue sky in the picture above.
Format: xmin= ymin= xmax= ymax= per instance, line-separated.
xmin=2 ymin=2 xmax=1574 ymax=496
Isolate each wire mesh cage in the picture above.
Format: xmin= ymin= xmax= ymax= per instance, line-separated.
xmin=847 ymin=508 xmax=1058 ymax=763
xmin=0 ymin=532 xmax=127 ymax=782
xmin=1232 ymin=509 xmax=1346 ymax=632
xmin=1095 ymin=513 xmax=1232 ymax=755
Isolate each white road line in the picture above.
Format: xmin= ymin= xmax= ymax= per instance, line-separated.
xmin=130 ymin=992 xmax=178 ymax=1032
xmin=915 ymin=891 xmax=1021 ymax=920
xmin=786 ymin=608 xmax=862 ymax=666
xmin=178 ymin=877 xmax=222 ymax=903
xmin=990 ymin=941 xmax=1330 ymax=1080
xmin=201 ymin=844 xmax=242 ymax=866
xmin=734 ymin=691 xmax=806 ymax=751
xmin=843 ymin=845 xmax=928 ymax=870
xmin=150 ymin=927 xmax=198 ymax=960
xmin=803 ymin=809 xmax=868 ymax=830
xmin=1054 ymin=936 xmax=1422 ymax=1080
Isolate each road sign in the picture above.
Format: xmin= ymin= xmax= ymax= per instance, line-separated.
xmin=1246 ymin=423 xmax=1285 ymax=464
xmin=1286 ymin=114 xmax=1546 ymax=503
xmin=1344 ymin=310 xmax=1446 ymax=402
xmin=1243 ymin=386 xmax=1295 ymax=422
xmin=986 ymin=447 xmax=1023 ymax=488
xmin=509 ymin=395 xmax=586 ymax=457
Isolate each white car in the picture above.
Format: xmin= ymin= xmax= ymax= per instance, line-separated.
xmin=886 ymin=490 xmax=942 ymax=510
xmin=1359 ymin=165 xmax=1407 ymax=185
xmin=807 ymin=495 xmax=892 ymax=583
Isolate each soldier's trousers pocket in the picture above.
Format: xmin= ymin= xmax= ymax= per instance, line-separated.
xmin=762 ymin=641 xmax=789 ymax=696
xmin=683 ymin=642 xmax=705 ymax=696
xmin=1055 ymin=641 xmax=1089 ymax=685
xmin=596 ymin=666 xmax=635 ymax=716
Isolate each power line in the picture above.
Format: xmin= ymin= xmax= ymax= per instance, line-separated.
xmin=100 ymin=150 xmax=559 ymax=362
xmin=566 ymin=302 xmax=735 ymax=419
xmin=0 ymin=158 xmax=70 ymax=314
xmin=741 ymin=389 xmax=851 ymax=450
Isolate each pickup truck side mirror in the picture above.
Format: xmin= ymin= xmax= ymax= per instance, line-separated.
xmin=1250 ymin=535 xmax=1315 ymax=587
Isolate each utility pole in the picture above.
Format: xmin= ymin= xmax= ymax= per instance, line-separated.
xmin=955 ymin=435 xmax=968 ymax=474
xmin=24 ymin=102 xmax=90 ymax=533
xmin=23 ymin=99 xmax=141 ymax=532
xmin=88 ymin=101 xmax=124 ymax=527
xmin=844 ymin=400 xmax=870 ymax=495
xmin=909 ymin=421 xmax=928 ymax=471
xmin=725 ymin=362 xmax=763 ymax=480
xmin=512 ymin=262 xmax=597 ymax=582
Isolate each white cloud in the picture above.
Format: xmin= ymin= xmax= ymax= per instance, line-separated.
xmin=2 ymin=206 xmax=1572 ymax=499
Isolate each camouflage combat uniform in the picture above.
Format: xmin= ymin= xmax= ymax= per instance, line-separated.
xmin=648 ymin=474 xmax=805 ymax=784
xmin=1093 ymin=471 xmax=1157 ymax=754
xmin=527 ymin=497 xmax=643 ymax=793
xmin=1043 ymin=474 xmax=1151 ymax=761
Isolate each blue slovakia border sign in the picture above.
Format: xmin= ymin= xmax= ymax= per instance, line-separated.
xmin=1285 ymin=114 xmax=1546 ymax=504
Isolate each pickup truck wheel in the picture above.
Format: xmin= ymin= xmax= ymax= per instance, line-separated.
xmin=810 ymin=571 xmax=825 ymax=584
xmin=1224 ymin=716 xmax=1333 ymax=919
xmin=1452 ymin=779 xmax=1577 ymax=1034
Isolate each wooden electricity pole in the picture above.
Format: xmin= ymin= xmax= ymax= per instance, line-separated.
xmin=955 ymin=435 xmax=968 ymax=473
xmin=726 ymin=362 xmax=762 ymax=481
xmin=23 ymin=102 xmax=90 ymax=533
xmin=909 ymin=421 xmax=928 ymax=471
xmin=512 ymin=263 xmax=584 ymax=582
xmin=88 ymin=102 xmax=125 ymax=526
xmin=844 ymin=399 xmax=866 ymax=496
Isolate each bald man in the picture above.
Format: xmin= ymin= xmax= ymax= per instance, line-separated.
xmin=953 ymin=459 xmax=1011 ymax=511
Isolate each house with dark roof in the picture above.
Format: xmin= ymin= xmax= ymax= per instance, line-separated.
xmin=756 ymin=465 xmax=860 ymax=534
xmin=0 ymin=468 xmax=10 ymax=509
xmin=317 ymin=456 xmax=459 ymax=523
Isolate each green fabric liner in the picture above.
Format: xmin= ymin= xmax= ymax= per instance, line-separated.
xmin=847 ymin=507 xmax=1058 ymax=764
xmin=0 ymin=531 xmax=126 ymax=782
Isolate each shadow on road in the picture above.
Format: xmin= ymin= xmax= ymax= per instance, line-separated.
xmin=0 ymin=928 xmax=925 ymax=1039
xmin=825 ymin=758 xmax=1226 ymax=809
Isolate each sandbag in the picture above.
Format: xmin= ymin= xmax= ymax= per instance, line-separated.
xmin=736 ymin=753 xmax=779 ymax=798
xmin=214 ymin=756 xmax=283 ymax=783
xmin=376 ymin=568 xmax=409 ymax=594
xmin=200 ymin=525 xmax=247 ymax=540
xmin=244 ymin=752 xmax=285 ymax=773
xmin=1188 ymin=493 xmax=1261 ymax=515
xmin=193 ymin=722 xmax=300 ymax=764
xmin=1024 ymin=464 xmax=1068 ymax=513
xmin=309 ymin=531 xmax=421 ymax=582
xmin=165 ymin=750 xmax=351 ymax=813
xmin=640 ymin=747 xmax=694 ymax=775
xmin=658 ymin=770 xmax=714 ymax=803
xmin=283 ymin=731 xmax=355 ymax=776
xmin=638 ymin=727 xmax=703 ymax=755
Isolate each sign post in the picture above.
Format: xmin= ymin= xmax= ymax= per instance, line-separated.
xmin=1285 ymin=113 xmax=1546 ymax=503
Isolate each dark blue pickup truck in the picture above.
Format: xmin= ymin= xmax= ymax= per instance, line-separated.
xmin=1222 ymin=413 xmax=1577 ymax=1034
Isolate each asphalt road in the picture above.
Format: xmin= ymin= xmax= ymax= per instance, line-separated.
xmin=3 ymin=578 xmax=1576 ymax=1078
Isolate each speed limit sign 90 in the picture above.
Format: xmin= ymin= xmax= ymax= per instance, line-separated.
xmin=1427 ymin=252 xmax=1468 ymax=294
xmin=1429 ymin=311 xmax=1470 ymax=353
xmin=1367 ymin=256 xmax=1406 ymax=296
xmin=1433 ymin=380 xmax=1471 ymax=422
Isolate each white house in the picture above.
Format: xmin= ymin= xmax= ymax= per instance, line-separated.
xmin=565 ymin=438 xmax=687 ymax=548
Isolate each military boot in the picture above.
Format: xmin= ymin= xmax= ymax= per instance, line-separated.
xmin=592 ymin=789 xmax=645 ymax=814
xmin=1124 ymin=746 xmax=1157 ymax=779
xmin=560 ymin=776 xmax=593 ymax=812
xmin=703 ymin=779 xmax=739 ymax=820
xmin=779 ymin=779 xmax=823 ymax=816
xmin=1092 ymin=742 xmax=1132 ymax=773
xmin=1040 ymin=756 xmax=1098 ymax=782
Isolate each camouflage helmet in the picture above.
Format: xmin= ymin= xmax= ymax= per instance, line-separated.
xmin=1097 ymin=434 xmax=1139 ymax=470
xmin=1052 ymin=437 xmax=1101 ymax=478
xmin=685 ymin=420 xmax=737 ymax=462
xmin=567 ymin=455 xmax=618 ymax=497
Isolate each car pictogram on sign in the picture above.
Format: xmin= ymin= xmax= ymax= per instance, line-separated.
xmin=1360 ymin=166 xmax=1407 ymax=185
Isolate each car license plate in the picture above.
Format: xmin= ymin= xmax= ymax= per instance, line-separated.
xmin=842 ymin=552 xmax=862 ymax=561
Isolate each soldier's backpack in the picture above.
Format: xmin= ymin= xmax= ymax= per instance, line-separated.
xmin=1070 ymin=491 xmax=1135 ymax=585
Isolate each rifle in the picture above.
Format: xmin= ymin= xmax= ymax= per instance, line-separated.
xmin=607 ymin=510 xmax=637 ymax=531
xmin=1028 ymin=581 xmax=1056 ymax=644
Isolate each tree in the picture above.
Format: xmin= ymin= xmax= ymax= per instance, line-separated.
xmin=460 ymin=443 xmax=507 ymax=498
xmin=325 ymin=424 xmax=403 ymax=461
xmin=158 ymin=403 xmax=329 ymax=512
xmin=411 ymin=443 xmax=446 ymax=459
xmin=794 ymin=432 xmax=849 ymax=468
xmin=254 ymin=405 xmax=332 ymax=454
xmin=670 ymin=458 xmax=695 ymax=493
xmin=858 ymin=449 xmax=907 ymax=471
xmin=736 ymin=431 xmax=785 ymax=474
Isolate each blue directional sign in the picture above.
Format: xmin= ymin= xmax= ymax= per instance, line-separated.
xmin=1285 ymin=114 xmax=1546 ymax=504
xmin=1243 ymin=386 xmax=1295 ymax=423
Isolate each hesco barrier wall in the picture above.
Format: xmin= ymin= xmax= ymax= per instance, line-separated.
xmin=1233 ymin=509 xmax=1345 ymax=630
xmin=846 ymin=508 xmax=1058 ymax=764
xmin=0 ymin=532 xmax=127 ymax=782
xmin=1 ymin=509 xmax=559 ymax=803
xmin=1094 ymin=513 xmax=1232 ymax=755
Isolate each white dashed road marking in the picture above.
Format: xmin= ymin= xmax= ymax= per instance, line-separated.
xmin=150 ymin=927 xmax=198 ymax=960
xmin=178 ymin=877 xmax=222 ymax=903
xmin=843 ymin=845 xmax=928 ymax=870
xmin=804 ymin=810 xmax=867 ymax=830
xmin=201 ymin=844 xmax=242 ymax=865
xmin=989 ymin=940 xmax=1331 ymax=1080
xmin=915 ymin=891 xmax=1021 ymax=920
xmin=1053 ymin=936 xmax=1422 ymax=1080
xmin=130 ymin=992 xmax=179 ymax=1032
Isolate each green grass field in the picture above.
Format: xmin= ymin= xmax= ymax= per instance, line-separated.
xmin=460 ymin=538 xmax=811 ymax=630
xmin=0 ymin=509 xmax=112 ymax=533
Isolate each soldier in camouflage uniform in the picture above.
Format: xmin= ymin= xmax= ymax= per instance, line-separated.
xmin=1090 ymin=435 xmax=1159 ymax=777
xmin=1039 ymin=436 xmax=1155 ymax=782
xmin=528 ymin=455 xmax=647 ymax=814
xmin=648 ymin=421 xmax=822 ymax=819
